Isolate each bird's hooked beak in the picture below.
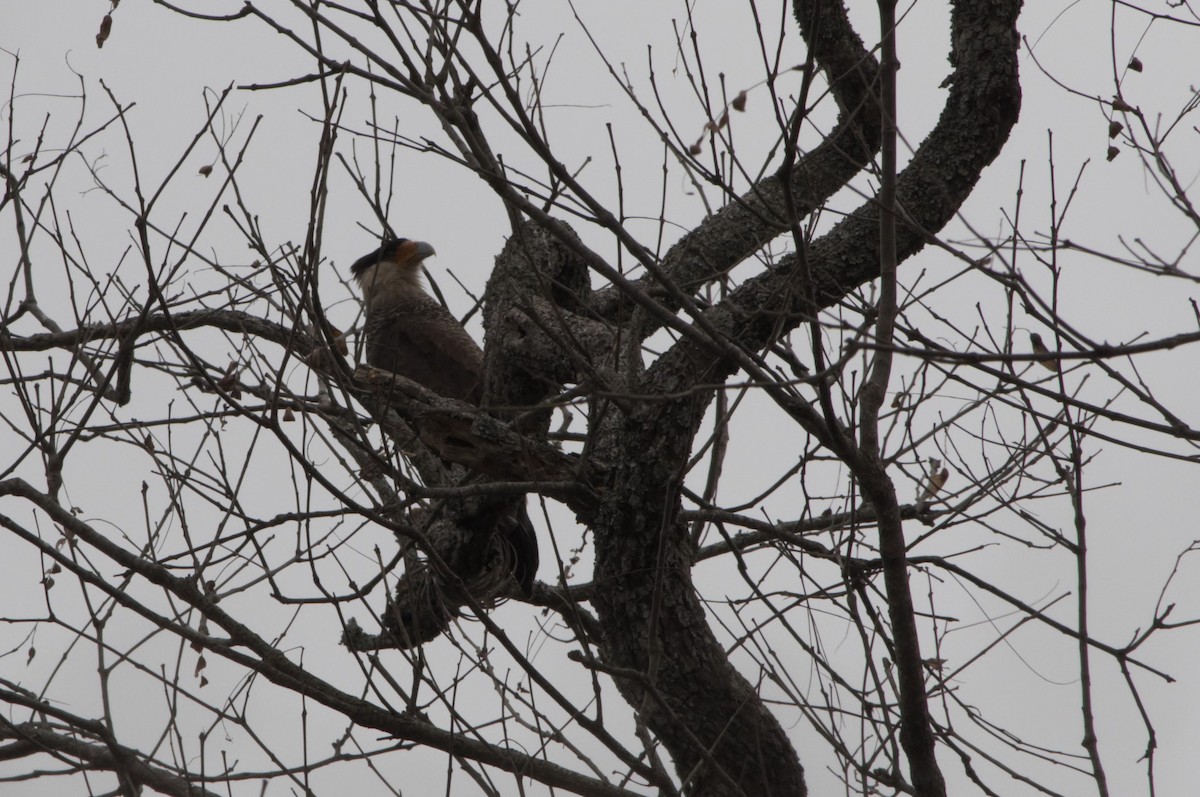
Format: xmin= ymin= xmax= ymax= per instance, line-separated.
xmin=412 ymin=241 xmax=436 ymax=262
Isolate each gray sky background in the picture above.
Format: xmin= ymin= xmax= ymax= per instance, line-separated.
xmin=3 ymin=1 xmax=1199 ymax=795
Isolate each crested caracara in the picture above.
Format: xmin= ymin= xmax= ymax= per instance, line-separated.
xmin=350 ymin=237 xmax=538 ymax=597
xmin=351 ymin=239 xmax=484 ymax=403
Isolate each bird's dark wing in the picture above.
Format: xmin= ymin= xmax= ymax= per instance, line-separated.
xmin=365 ymin=296 xmax=484 ymax=404
xmin=362 ymin=288 xmax=540 ymax=596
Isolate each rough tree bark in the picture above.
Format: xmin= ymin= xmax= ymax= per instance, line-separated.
xmin=1 ymin=0 xmax=1025 ymax=793
xmin=519 ymin=1 xmax=1021 ymax=794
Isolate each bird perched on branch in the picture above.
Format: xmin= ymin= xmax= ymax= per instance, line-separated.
xmin=350 ymin=237 xmax=539 ymax=598
xmin=1029 ymin=332 xmax=1058 ymax=372
xmin=351 ymin=238 xmax=484 ymax=403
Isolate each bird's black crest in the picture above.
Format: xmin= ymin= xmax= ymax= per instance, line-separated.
xmin=349 ymin=238 xmax=409 ymax=277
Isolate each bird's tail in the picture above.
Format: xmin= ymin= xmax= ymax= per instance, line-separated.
xmin=507 ymin=502 xmax=540 ymax=597
xmin=346 ymin=500 xmax=540 ymax=650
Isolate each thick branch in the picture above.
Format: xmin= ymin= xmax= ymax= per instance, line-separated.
xmin=585 ymin=1 xmax=1022 ymax=794
xmin=649 ymin=0 xmax=1022 ymax=400
xmin=590 ymin=0 xmax=883 ymax=326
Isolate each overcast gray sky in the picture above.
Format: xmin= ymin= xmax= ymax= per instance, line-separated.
xmin=3 ymin=1 xmax=1199 ymax=795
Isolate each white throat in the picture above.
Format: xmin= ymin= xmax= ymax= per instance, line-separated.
xmin=355 ymin=261 xmax=426 ymax=311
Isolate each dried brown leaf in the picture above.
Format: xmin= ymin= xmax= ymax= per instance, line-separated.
xmin=96 ymin=14 xmax=112 ymax=48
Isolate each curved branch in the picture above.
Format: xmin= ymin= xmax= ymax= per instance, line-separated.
xmin=590 ymin=0 xmax=882 ymax=325
xmin=650 ymin=0 xmax=1023 ymax=400
xmin=4 ymin=308 xmax=319 ymax=356
xmin=585 ymin=1 xmax=1023 ymax=794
